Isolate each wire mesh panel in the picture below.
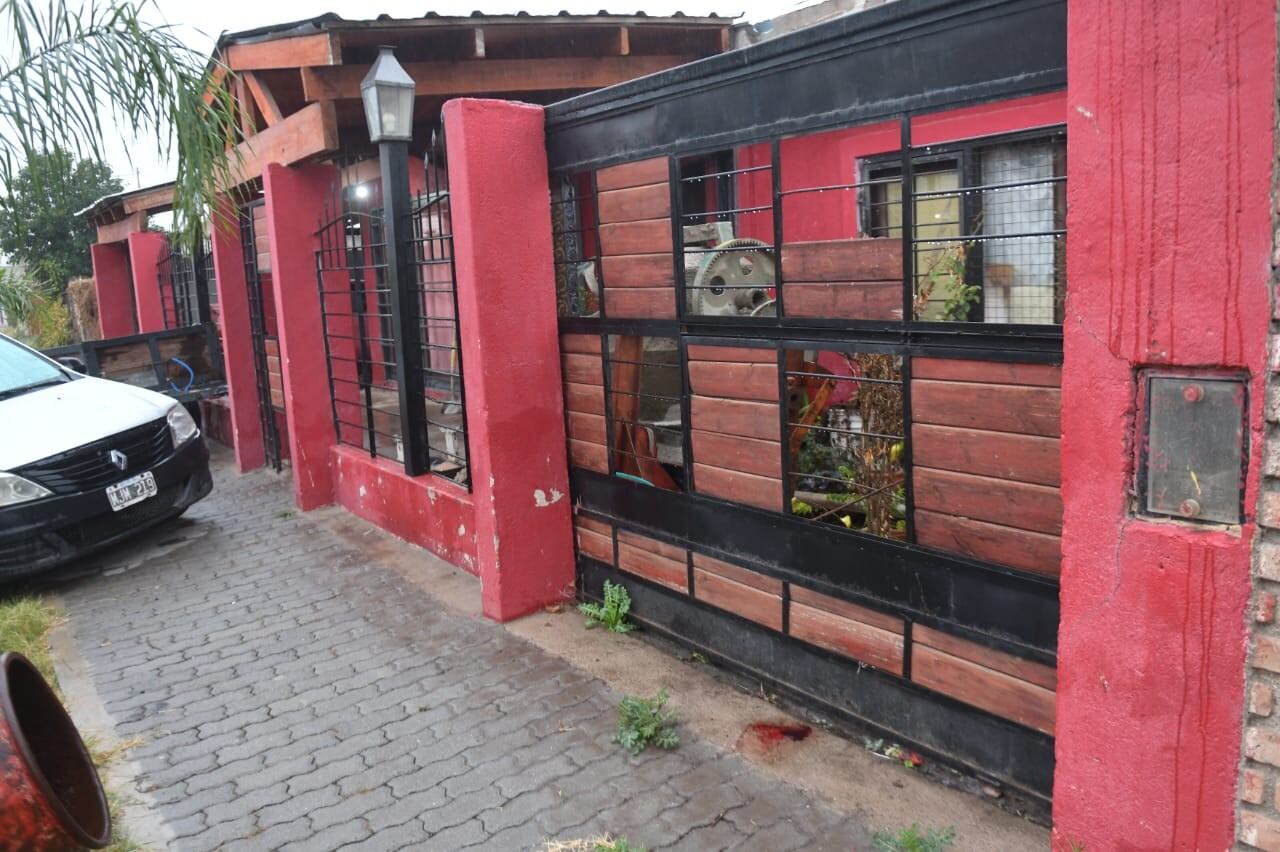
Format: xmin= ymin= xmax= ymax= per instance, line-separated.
xmin=606 ymin=335 xmax=685 ymax=490
xmin=551 ymin=171 xmax=602 ymax=318
xmin=678 ymin=148 xmax=777 ymax=318
xmin=409 ymin=124 xmax=469 ymax=485
xmin=785 ymin=349 xmax=906 ymax=539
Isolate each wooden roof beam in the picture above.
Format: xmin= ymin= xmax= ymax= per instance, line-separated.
xmin=96 ymin=211 xmax=147 ymax=244
xmin=228 ymin=101 xmax=339 ymax=186
xmin=226 ymin=32 xmax=341 ymax=71
xmin=243 ymin=72 xmax=284 ymax=127
xmin=300 ymin=54 xmax=696 ymax=101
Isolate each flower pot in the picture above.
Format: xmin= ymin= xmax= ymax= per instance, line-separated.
xmin=0 ymin=651 xmax=110 ymax=851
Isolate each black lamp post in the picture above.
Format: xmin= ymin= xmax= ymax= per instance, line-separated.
xmin=361 ymin=46 xmax=429 ymax=475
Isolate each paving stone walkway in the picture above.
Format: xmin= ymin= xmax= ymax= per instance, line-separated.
xmin=57 ymin=453 xmax=873 ymax=851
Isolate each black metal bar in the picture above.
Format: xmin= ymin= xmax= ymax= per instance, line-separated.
xmin=669 ymin=156 xmax=686 ymax=321
xmin=900 ymin=115 xmax=915 ymax=324
xmin=591 ymin=168 xmax=607 ymax=321
xmin=678 ymin=336 xmax=694 ymax=492
xmin=771 ymin=138 xmax=784 ymax=320
xmin=381 ymin=142 xmax=430 ymax=476
xmin=900 ymin=353 xmax=916 ymax=543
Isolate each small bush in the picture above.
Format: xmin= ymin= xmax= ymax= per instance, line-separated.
xmin=872 ymin=824 xmax=956 ymax=852
xmin=614 ymin=688 xmax=679 ymax=755
xmin=579 ymin=580 xmax=635 ymax=633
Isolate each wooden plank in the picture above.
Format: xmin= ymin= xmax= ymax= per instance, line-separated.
xmin=911 ymin=645 xmax=1055 ymax=735
xmin=301 ymin=55 xmax=695 ymax=100
xmin=600 ymin=219 xmax=673 ymax=256
xmin=226 ymin=33 xmax=339 ymax=71
xmin=781 ymin=238 xmax=902 ymax=282
xmin=567 ymin=411 xmax=607 ymax=445
xmin=912 ymin=424 xmax=1060 ymax=487
xmin=915 ymin=509 xmax=1061 ymax=579
xmin=230 ymin=101 xmax=339 ymax=187
xmin=561 ymin=353 xmax=603 ymax=386
xmin=789 ymin=586 xmax=904 ymax=635
xmin=687 ymin=344 xmax=776 ymax=364
xmin=600 ymin=253 xmax=674 ymax=287
xmin=234 ymin=75 xmax=253 ymax=137
xmin=604 ymin=287 xmax=675 ymax=319
xmin=789 ymin=602 xmax=904 ymax=675
xmin=913 ymin=625 xmax=1056 ymax=691
xmin=913 ymin=467 xmax=1063 ymax=535
xmin=596 ymin=157 xmax=669 ymax=192
xmin=121 ymin=184 xmax=175 ymax=215
xmin=575 ymin=526 xmax=614 ymax=564
xmin=598 ymin=183 xmax=671 ymax=224
xmin=691 ymin=430 xmax=781 ymax=479
xmin=687 ymin=361 xmax=779 ymax=402
xmin=911 ymin=358 xmax=1062 ymax=387
xmin=575 ymin=514 xmax=613 ymax=537
xmin=617 ymin=541 xmax=689 ymax=593
xmin=784 ymin=281 xmax=902 ymax=320
xmin=564 ymin=381 xmax=605 ymax=415
xmin=617 ymin=529 xmax=687 ymax=564
xmin=694 ymin=568 xmax=782 ymax=630
xmin=568 ymin=439 xmax=608 ymax=472
xmin=560 ymin=333 xmax=602 ymax=355
xmin=694 ymin=464 xmax=782 ymax=512
xmin=95 ymin=211 xmax=146 ymax=244
xmin=692 ymin=552 xmax=782 ymax=595
xmin=911 ymin=379 xmax=1061 ymax=437
xmin=690 ymin=396 xmax=780 ymax=441
xmin=243 ymin=72 xmax=284 ymax=127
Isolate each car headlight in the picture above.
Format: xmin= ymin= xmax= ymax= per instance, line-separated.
xmin=0 ymin=472 xmax=52 ymax=507
xmin=167 ymin=405 xmax=200 ymax=447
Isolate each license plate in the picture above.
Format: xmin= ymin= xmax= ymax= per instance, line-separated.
xmin=106 ymin=471 xmax=157 ymax=512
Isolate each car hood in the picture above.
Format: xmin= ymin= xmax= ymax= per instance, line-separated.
xmin=0 ymin=377 xmax=174 ymax=471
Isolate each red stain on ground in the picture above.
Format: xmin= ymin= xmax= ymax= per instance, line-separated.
xmin=735 ymin=721 xmax=813 ymax=762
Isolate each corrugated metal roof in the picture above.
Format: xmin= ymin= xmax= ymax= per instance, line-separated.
xmin=217 ymin=10 xmax=734 ymax=49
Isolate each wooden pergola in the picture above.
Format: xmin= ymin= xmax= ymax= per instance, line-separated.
xmin=204 ymin=12 xmax=733 ymax=184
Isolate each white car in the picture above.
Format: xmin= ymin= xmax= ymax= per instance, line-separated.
xmin=0 ymin=333 xmax=212 ymax=579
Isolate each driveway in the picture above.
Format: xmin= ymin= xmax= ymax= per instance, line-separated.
xmin=49 ymin=449 xmax=878 ymax=851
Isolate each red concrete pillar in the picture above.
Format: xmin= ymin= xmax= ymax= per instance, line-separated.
xmin=445 ymin=98 xmax=575 ymax=621
xmin=90 ymin=242 xmax=137 ymax=338
xmin=1054 ymin=2 xmax=1275 ymax=849
xmin=262 ymin=161 xmax=339 ymax=511
xmin=209 ymin=198 xmax=266 ymax=472
xmin=126 ymin=231 xmax=167 ymax=333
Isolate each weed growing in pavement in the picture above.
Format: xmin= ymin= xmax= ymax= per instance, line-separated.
xmin=614 ymin=688 xmax=679 ymax=755
xmin=542 ymin=836 xmax=646 ymax=852
xmin=872 ymin=824 xmax=957 ymax=852
xmin=578 ymin=580 xmax=635 ymax=633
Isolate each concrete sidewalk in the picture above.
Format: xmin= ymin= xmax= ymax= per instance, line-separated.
xmin=47 ymin=449 xmax=1045 ymax=851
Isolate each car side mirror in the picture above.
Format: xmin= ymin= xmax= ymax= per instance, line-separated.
xmin=56 ymin=356 xmax=86 ymax=374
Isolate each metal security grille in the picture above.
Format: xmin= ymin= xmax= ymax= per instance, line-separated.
xmin=157 ymin=244 xmax=199 ymax=329
xmin=241 ymin=200 xmax=283 ymax=472
xmin=316 ymin=123 xmax=469 ymax=488
xmin=409 ymin=124 xmax=469 ymax=484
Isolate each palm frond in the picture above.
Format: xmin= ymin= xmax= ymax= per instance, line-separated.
xmin=0 ymin=0 xmax=242 ymax=244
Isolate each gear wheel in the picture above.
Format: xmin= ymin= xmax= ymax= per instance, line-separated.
xmin=689 ymin=238 xmax=776 ymax=317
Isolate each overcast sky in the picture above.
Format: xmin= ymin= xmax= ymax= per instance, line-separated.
xmin=99 ymin=0 xmax=803 ymax=192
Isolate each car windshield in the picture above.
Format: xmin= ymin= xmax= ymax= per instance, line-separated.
xmin=0 ymin=336 xmax=67 ymax=399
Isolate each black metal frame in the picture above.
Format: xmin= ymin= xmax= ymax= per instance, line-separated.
xmin=241 ymin=200 xmax=283 ymax=472
xmin=314 ymin=122 xmax=471 ymax=488
xmin=157 ymin=241 xmax=202 ymax=330
xmin=547 ymin=0 xmax=1067 ymax=799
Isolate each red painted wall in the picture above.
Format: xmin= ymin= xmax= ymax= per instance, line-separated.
xmin=1054 ymin=2 xmax=1275 ymax=848
xmin=331 ymin=446 xmax=478 ymax=572
xmin=208 ymin=198 xmax=267 ymax=472
xmin=263 ymin=161 xmax=340 ymax=510
xmin=90 ymin=242 xmax=137 ymax=338
xmin=446 ymin=98 xmax=577 ymax=621
xmin=126 ymin=231 xmax=167 ymax=333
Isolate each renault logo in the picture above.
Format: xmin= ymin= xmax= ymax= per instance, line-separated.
xmin=108 ymin=450 xmax=128 ymax=472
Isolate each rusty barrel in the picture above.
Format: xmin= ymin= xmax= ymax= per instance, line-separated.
xmin=0 ymin=651 xmax=110 ymax=851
